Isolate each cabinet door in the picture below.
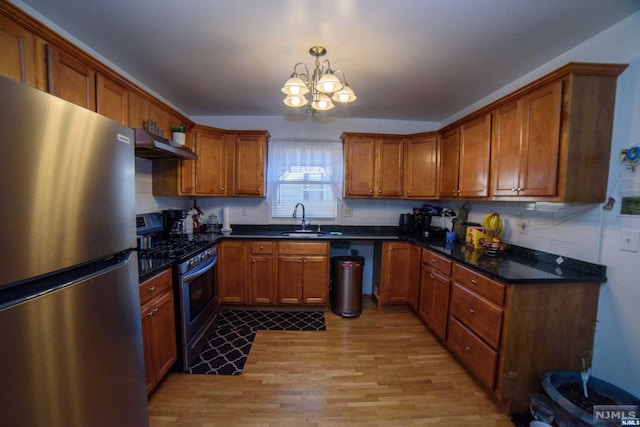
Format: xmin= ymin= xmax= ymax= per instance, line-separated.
xmin=218 ymin=241 xmax=247 ymax=303
xmin=250 ymin=255 xmax=276 ymax=304
xmin=140 ymin=304 xmax=154 ymax=394
xmin=149 ymin=290 xmax=177 ymax=386
xmin=344 ymin=136 xmax=376 ymax=197
xmin=404 ymin=135 xmax=438 ymax=199
xmin=419 ymin=266 xmax=450 ymax=341
xmin=438 ymin=128 xmax=460 ymax=198
xmin=278 ymin=256 xmax=303 ymax=304
xmin=0 ymin=13 xmax=39 ymax=87
xmin=458 ymin=114 xmax=491 ymax=198
xmin=141 ymin=289 xmax=176 ymax=394
xmin=233 ymin=134 xmax=266 ymax=196
xmin=302 ymin=255 xmax=329 ymax=304
xmin=96 ymin=74 xmax=128 ymax=125
xmin=376 ymin=137 xmax=404 ymax=197
xmin=380 ymin=242 xmax=420 ymax=305
xmin=194 ymin=130 xmax=227 ymax=195
xmin=491 ymin=100 xmax=523 ymax=196
xmin=46 ymin=45 xmax=96 ymax=110
xmin=519 ymin=81 xmax=562 ymax=197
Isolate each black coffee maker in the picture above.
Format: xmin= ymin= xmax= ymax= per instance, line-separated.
xmin=162 ymin=209 xmax=188 ymax=236
xmin=399 ymin=213 xmax=415 ymax=233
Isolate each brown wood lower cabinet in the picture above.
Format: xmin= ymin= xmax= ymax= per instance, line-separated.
xmin=217 ymin=240 xmax=329 ymax=307
xmin=373 ymin=241 xmax=421 ymax=308
xmin=442 ymin=262 xmax=599 ymax=413
xmin=278 ymin=242 xmax=329 ymax=305
xmin=249 ymin=241 xmax=277 ymax=304
xmin=139 ymin=268 xmax=176 ymax=395
xmin=218 ymin=240 xmax=248 ymax=303
xmin=417 ymin=248 xmax=452 ymax=341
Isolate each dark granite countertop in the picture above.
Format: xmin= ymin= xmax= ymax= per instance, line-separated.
xmin=408 ymin=235 xmax=606 ymax=284
xmin=195 ymin=225 xmax=607 ymax=285
xmin=137 ymin=256 xmax=173 ymax=282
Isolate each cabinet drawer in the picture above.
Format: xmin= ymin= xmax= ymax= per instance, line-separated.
xmin=447 ymin=316 xmax=498 ymax=390
xmin=453 ymin=263 xmax=505 ymax=306
xmin=278 ymin=242 xmax=328 ymax=255
xmin=139 ymin=268 xmax=173 ymax=306
xmin=251 ymin=241 xmax=274 ymax=254
xmin=450 ymin=283 xmax=503 ymax=349
xmin=422 ymin=249 xmax=452 ymax=276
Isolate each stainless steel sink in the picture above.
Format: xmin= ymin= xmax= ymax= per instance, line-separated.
xmin=281 ymin=231 xmax=325 ymax=238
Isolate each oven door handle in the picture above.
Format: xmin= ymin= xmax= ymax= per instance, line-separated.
xmin=182 ymin=255 xmax=217 ymax=282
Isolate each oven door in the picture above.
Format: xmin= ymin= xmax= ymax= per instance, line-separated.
xmin=176 ymin=253 xmax=218 ymax=370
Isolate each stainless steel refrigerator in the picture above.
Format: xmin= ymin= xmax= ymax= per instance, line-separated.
xmin=0 ymin=75 xmax=148 ymax=426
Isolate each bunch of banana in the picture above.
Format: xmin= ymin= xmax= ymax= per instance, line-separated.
xmin=482 ymin=211 xmax=503 ymax=239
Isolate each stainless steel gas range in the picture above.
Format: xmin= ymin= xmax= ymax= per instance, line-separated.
xmin=136 ymin=212 xmax=219 ymax=371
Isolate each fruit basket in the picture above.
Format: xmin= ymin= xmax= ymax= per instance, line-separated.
xmin=480 ymin=239 xmax=509 ymax=256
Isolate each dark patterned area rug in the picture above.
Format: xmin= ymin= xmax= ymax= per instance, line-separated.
xmin=188 ymin=310 xmax=326 ymax=376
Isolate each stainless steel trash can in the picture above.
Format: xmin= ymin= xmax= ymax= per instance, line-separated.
xmin=331 ymin=256 xmax=365 ymax=318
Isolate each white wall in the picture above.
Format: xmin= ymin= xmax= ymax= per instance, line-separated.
xmin=133 ymin=13 xmax=640 ymax=397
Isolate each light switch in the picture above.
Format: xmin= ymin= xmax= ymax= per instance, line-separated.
xmin=620 ymin=229 xmax=640 ymax=252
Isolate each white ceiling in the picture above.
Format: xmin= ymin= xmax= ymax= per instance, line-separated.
xmin=15 ymin=0 xmax=640 ymax=122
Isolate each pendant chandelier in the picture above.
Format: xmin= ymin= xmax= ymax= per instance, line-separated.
xmin=281 ymin=46 xmax=357 ymax=112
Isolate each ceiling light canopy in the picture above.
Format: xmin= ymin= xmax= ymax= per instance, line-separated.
xmin=281 ymin=46 xmax=357 ymax=113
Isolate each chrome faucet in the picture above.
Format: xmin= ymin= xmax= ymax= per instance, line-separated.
xmin=292 ymin=203 xmax=307 ymax=230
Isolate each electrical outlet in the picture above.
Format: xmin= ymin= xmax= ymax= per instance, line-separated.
xmin=344 ymin=207 xmax=353 ymax=217
xmin=241 ymin=207 xmax=248 ymax=216
xmin=518 ymin=219 xmax=529 ymax=234
xmin=620 ymin=229 xmax=639 ymax=252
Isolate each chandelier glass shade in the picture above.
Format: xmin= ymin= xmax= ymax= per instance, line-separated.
xmin=281 ymin=46 xmax=357 ymax=112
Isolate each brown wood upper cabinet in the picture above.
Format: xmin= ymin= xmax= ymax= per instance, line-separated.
xmin=96 ymin=73 xmax=129 ymax=126
xmin=46 ymin=45 xmax=96 ymax=111
xmin=343 ymin=133 xmax=404 ymax=198
xmin=153 ymin=126 xmax=268 ymax=197
xmin=229 ymin=131 xmax=268 ymax=196
xmin=403 ymin=134 xmax=438 ymax=199
xmin=0 ymin=13 xmax=41 ymax=88
xmin=490 ymin=65 xmax=625 ymax=202
xmin=439 ymin=114 xmax=491 ymax=199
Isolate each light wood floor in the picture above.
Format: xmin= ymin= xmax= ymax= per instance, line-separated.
xmin=148 ymin=299 xmax=514 ymax=426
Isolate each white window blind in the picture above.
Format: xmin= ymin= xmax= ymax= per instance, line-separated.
xmin=268 ymin=138 xmax=343 ymax=219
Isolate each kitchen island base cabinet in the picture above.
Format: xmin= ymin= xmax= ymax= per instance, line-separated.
xmin=139 ymin=268 xmax=177 ymax=395
xmin=278 ymin=242 xmax=329 ymax=306
xmin=445 ymin=263 xmax=600 ymax=414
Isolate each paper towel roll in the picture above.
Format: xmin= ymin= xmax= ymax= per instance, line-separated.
xmin=222 ymin=207 xmax=231 ymax=231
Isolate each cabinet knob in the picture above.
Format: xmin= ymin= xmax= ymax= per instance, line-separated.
xmin=303 ymin=259 xmax=307 ymax=263
xmin=465 ymin=345 xmax=471 ymax=352
xmin=471 ymin=279 xmax=477 ymax=285
xmin=431 ymin=258 xmax=437 ymax=264
xmin=468 ymin=308 xmax=475 ymax=314
xmin=260 ymin=245 xmax=264 ymax=249
xmin=369 ymin=189 xmax=373 ymax=193
xmin=252 ymin=259 xmax=256 ymax=263
xmin=298 ymin=259 xmax=302 ymax=263
xmin=406 ymin=191 xmax=410 ymax=195
xmin=430 ymin=273 xmax=434 ymax=279
xmin=378 ymin=189 xmax=382 ymax=194
xmin=148 ymin=286 xmax=156 ymax=293
xmin=511 ymin=187 xmax=518 ymax=192
xmin=257 ymin=187 xmax=261 ymax=192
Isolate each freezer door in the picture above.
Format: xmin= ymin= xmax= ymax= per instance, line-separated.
xmin=0 ymin=252 xmax=148 ymax=427
xmin=0 ymin=76 xmax=136 ymax=288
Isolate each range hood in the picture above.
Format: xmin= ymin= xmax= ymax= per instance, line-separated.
xmin=134 ymin=128 xmax=198 ymax=160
